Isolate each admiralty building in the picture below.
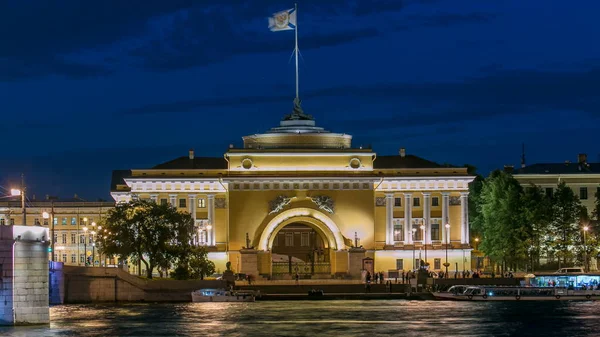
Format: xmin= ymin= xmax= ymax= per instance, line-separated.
xmin=111 ymin=103 xmax=474 ymax=279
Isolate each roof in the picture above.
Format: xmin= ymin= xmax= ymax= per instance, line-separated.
xmin=515 ymin=162 xmax=600 ymax=175
xmin=151 ymin=156 xmax=228 ymax=170
xmin=110 ymin=170 xmax=131 ymax=192
xmin=374 ymin=155 xmax=447 ymax=169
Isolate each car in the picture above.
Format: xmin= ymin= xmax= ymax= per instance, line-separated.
xmin=554 ymin=267 xmax=585 ymax=274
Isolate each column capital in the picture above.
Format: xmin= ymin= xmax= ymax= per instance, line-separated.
xmin=441 ymin=192 xmax=451 ymax=197
xmin=188 ymin=194 xmax=197 ymax=198
xmin=168 ymin=194 xmax=178 ymax=197
xmin=404 ymin=193 xmax=412 ymax=197
xmin=385 ymin=193 xmax=395 ymax=198
xmin=207 ymin=194 xmax=216 ymax=200
xmin=150 ymin=194 xmax=158 ymax=198
xmin=422 ymin=192 xmax=431 ymax=197
xmin=460 ymin=191 xmax=470 ymax=197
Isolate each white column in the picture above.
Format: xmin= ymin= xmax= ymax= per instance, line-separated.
xmin=208 ymin=195 xmax=215 ymax=246
xmin=385 ymin=193 xmax=394 ymax=245
xmin=188 ymin=194 xmax=197 ymax=220
xmin=149 ymin=194 xmax=158 ymax=203
xmin=169 ymin=194 xmax=177 ymax=207
xmin=441 ymin=192 xmax=450 ymax=244
xmin=423 ymin=193 xmax=431 ymax=245
xmin=460 ymin=192 xmax=469 ymax=244
xmin=404 ymin=193 xmax=412 ymax=244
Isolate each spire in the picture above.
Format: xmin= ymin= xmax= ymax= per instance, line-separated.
xmin=521 ymin=143 xmax=526 ymax=168
xmin=282 ymin=97 xmax=313 ymax=121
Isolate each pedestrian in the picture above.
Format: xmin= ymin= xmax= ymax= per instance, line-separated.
xmin=401 ymin=271 xmax=405 ymax=284
xmin=374 ymin=272 xmax=379 ymax=284
xmin=365 ymin=271 xmax=372 ymax=292
xmin=295 ymin=272 xmax=299 ymax=286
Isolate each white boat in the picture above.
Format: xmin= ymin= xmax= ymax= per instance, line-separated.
xmin=433 ymin=286 xmax=600 ymax=301
xmin=191 ymin=288 xmax=256 ymax=302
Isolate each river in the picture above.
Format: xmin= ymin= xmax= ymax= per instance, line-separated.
xmin=1 ymin=300 xmax=598 ymax=336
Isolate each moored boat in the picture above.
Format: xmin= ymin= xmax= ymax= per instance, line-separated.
xmin=433 ymin=286 xmax=600 ymax=301
xmin=191 ymin=288 xmax=257 ymax=302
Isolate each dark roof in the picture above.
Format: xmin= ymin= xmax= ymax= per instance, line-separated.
xmin=110 ymin=170 xmax=131 ymax=192
xmin=515 ymin=162 xmax=600 ymax=175
xmin=374 ymin=155 xmax=447 ymax=169
xmin=151 ymin=156 xmax=228 ymax=170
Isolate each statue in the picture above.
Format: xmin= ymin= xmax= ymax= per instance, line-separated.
xmin=222 ymin=261 xmax=235 ymax=289
xmin=269 ymin=195 xmax=294 ymax=214
xmin=282 ymin=98 xmax=314 ymax=121
xmin=308 ymin=195 xmax=335 ymax=214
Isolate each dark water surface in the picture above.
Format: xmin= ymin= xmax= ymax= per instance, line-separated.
xmin=1 ymin=300 xmax=598 ymax=336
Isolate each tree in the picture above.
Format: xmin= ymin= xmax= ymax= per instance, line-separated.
xmin=466 ymin=164 xmax=484 ymax=242
xmin=474 ymin=170 xmax=530 ymax=272
xmin=188 ymin=247 xmax=216 ymax=280
xmin=549 ymin=182 xmax=583 ymax=268
xmin=521 ymin=184 xmax=553 ymax=271
xmin=593 ymin=189 xmax=600 ymax=221
xmin=97 ymin=199 xmax=195 ymax=279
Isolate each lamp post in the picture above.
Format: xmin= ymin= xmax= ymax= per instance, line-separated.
xmin=43 ymin=200 xmax=55 ymax=261
xmin=83 ymin=226 xmax=88 ymax=266
xmin=444 ymin=223 xmax=450 ymax=278
xmin=91 ymin=230 xmax=97 ymax=267
xmin=420 ymin=223 xmax=426 ymax=269
xmin=412 ymin=227 xmax=417 ymax=270
xmin=583 ymin=226 xmax=589 ymax=272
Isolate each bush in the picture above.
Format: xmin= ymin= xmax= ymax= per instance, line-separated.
xmin=170 ymin=265 xmax=190 ymax=280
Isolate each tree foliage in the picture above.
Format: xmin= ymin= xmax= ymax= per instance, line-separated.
xmin=549 ymin=182 xmax=584 ymax=267
xmin=97 ymin=199 xmax=195 ymax=279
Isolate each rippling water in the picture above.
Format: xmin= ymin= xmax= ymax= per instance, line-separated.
xmin=1 ymin=300 xmax=598 ymax=336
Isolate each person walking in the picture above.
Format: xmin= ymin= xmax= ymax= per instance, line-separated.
xmin=295 ymin=272 xmax=299 ymax=286
xmin=365 ymin=271 xmax=372 ymax=293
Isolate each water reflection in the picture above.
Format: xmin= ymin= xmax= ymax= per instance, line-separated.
xmin=0 ymin=300 xmax=598 ymax=336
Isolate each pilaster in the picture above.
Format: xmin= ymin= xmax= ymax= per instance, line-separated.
xmin=441 ymin=192 xmax=450 ymax=244
xmin=404 ymin=193 xmax=412 ymax=244
xmin=460 ymin=192 xmax=469 ymax=244
xmin=423 ymin=193 xmax=431 ymax=245
xmin=207 ymin=195 xmax=216 ymax=246
xmin=385 ymin=193 xmax=394 ymax=245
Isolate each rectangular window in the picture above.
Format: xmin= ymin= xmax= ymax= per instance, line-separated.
xmin=80 ymin=254 xmax=85 ymax=264
xmin=179 ymin=199 xmax=187 ymax=208
xmin=53 ymin=233 xmax=58 ymax=244
xmin=43 ymin=219 xmax=48 ymax=226
xmin=413 ymin=198 xmax=420 ymax=207
xmin=431 ymin=223 xmax=440 ymax=241
xmin=394 ymin=197 xmax=402 ymax=207
xmin=34 ymin=218 xmax=40 ymax=225
xmin=285 ymin=232 xmax=294 ymax=246
xmin=71 ymin=254 xmax=76 ymax=263
xmin=412 ymin=224 xmax=422 ymax=241
xmin=432 ymin=197 xmax=439 ymax=207
xmin=198 ymin=198 xmax=206 ymax=208
xmin=80 ymin=235 xmax=85 ymax=244
xmin=160 ymin=198 xmax=168 ymax=206
xmin=53 ymin=217 xmax=58 ymax=225
xmin=62 ymin=218 xmax=67 ymax=225
xmin=10 ymin=218 xmax=15 ymax=225
xmin=0 ymin=218 xmax=4 ymax=226
xmin=415 ymin=259 xmax=420 ymax=270
xmin=580 ymin=187 xmax=588 ymax=200
xmin=393 ymin=221 xmax=404 ymax=241
xmin=62 ymin=254 xmax=67 ymax=263
xmin=71 ymin=233 xmax=76 ymax=244
xmin=396 ymin=259 xmax=404 ymax=270
xmin=434 ymin=258 xmax=441 ymax=270
xmin=62 ymin=233 xmax=67 ymax=244
xmin=71 ymin=217 xmax=76 ymax=225
xmin=545 ymin=188 xmax=553 ymax=198
xmin=301 ymin=232 xmax=310 ymax=247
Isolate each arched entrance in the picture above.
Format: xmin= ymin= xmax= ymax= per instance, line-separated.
xmin=271 ymin=223 xmax=331 ymax=276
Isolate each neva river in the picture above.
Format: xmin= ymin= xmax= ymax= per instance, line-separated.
xmin=1 ymin=300 xmax=598 ymax=336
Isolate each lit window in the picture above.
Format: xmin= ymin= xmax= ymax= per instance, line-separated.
xmin=62 ymin=233 xmax=67 ymax=244
xmin=434 ymin=258 xmax=441 ymax=270
xmin=393 ymin=220 xmax=404 ymax=241
xmin=53 ymin=217 xmax=58 ymax=225
xmin=198 ymin=198 xmax=206 ymax=208
xmin=71 ymin=217 xmax=76 ymax=225
xmin=285 ymin=232 xmax=294 ymax=246
xmin=71 ymin=254 xmax=76 ymax=263
xmin=71 ymin=233 xmax=76 ymax=244
xmin=62 ymin=218 xmax=67 ymax=225
xmin=431 ymin=223 xmax=440 ymax=241
xmin=301 ymin=232 xmax=310 ymax=247
xmin=62 ymin=254 xmax=67 ymax=263
xmin=396 ymin=259 xmax=404 ymax=270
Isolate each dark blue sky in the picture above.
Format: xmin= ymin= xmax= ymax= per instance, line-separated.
xmin=1 ymin=0 xmax=599 ymax=200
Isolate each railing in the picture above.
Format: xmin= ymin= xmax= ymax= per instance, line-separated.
xmin=272 ymin=262 xmax=331 ymax=275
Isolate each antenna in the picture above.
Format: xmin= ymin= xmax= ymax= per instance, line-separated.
xmin=521 ymin=143 xmax=526 ymax=168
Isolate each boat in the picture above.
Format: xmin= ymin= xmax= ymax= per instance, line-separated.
xmin=191 ymin=288 xmax=257 ymax=302
xmin=433 ymin=286 xmax=600 ymax=301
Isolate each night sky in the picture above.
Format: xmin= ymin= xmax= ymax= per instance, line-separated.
xmin=1 ymin=0 xmax=599 ymax=200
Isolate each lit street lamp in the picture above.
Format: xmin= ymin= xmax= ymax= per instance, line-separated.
xmin=83 ymin=226 xmax=88 ymax=266
xmin=583 ymin=226 xmax=589 ymax=272
xmin=420 ymin=223 xmax=427 ymax=269
xmin=444 ymin=222 xmax=451 ymax=278
xmin=91 ymin=230 xmax=97 ymax=267
xmin=412 ymin=227 xmax=417 ymax=270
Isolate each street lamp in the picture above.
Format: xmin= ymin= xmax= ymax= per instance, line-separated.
xmin=83 ymin=226 xmax=88 ymax=266
xmin=474 ymin=237 xmax=479 ymax=251
xmin=91 ymin=230 xmax=97 ymax=267
xmin=444 ymin=223 xmax=451 ymax=278
xmin=411 ymin=227 xmax=417 ymax=270
xmin=420 ymin=223 xmax=427 ymax=269
xmin=583 ymin=226 xmax=589 ymax=272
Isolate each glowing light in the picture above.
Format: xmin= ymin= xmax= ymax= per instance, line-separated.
xmin=584 ymin=226 xmax=589 ymax=231
xmin=10 ymin=189 xmax=21 ymax=196
xmin=83 ymin=217 xmax=88 ymax=222
xmin=445 ymin=224 xmax=450 ymax=229
xmin=206 ymin=225 xmax=213 ymax=230
xmin=42 ymin=212 xmax=50 ymax=219
xmin=83 ymin=227 xmax=88 ymax=232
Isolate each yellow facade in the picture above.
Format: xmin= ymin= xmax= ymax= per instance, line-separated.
xmin=111 ymin=108 xmax=475 ymax=278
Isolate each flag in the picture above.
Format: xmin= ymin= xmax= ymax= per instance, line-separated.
xmin=268 ymin=8 xmax=296 ymax=31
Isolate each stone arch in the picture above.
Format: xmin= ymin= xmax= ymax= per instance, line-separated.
xmin=258 ymin=208 xmax=345 ymax=251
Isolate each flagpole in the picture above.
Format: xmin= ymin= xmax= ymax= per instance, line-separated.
xmin=294 ymin=2 xmax=299 ymax=99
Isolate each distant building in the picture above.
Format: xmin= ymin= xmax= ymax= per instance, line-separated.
xmin=111 ymin=103 xmax=474 ymax=279
xmin=0 ymin=195 xmax=114 ymax=266
xmin=512 ymin=153 xmax=600 ymax=217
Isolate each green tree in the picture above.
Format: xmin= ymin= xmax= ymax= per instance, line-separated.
xmin=475 ymin=170 xmax=530 ymax=272
xmin=593 ymin=189 xmax=600 ymax=221
xmin=549 ymin=182 xmax=583 ymax=268
xmin=188 ymin=247 xmax=216 ymax=280
xmin=465 ymin=164 xmax=484 ymax=242
xmin=97 ymin=199 xmax=194 ymax=279
xmin=521 ymin=184 xmax=553 ymax=271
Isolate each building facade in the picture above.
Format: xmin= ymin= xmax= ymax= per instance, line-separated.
xmin=111 ymin=104 xmax=474 ymax=278
xmin=0 ymin=196 xmax=114 ymax=266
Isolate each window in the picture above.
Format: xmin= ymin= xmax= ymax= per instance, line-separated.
xmin=434 ymin=258 xmax=441 ymax=270
xmin=285 ymin=232 xmax=294 ymax=246
xmin=62 ymin=218 xmax=67 ymax=225
xmin=62 ymin=254 xmax=67 ymax=263
xmin=80 ymin=235 xmax=85 ymax=244
xmin=80 ymin=254 xmax=85 ymax=264
xmin=160 ymin=198 xmax=168 ymax=206
xmin=71 ymin=254 xmax=76 ymax=263
xmin=198 ymin=198 xmax=206 ymax=208
xmin=396 ymin=259 xmax=404 ymax=270
xmin=53 ymin=217 xmax=58 ymax=226
xmin=431 ymin=223 xmax=440 ymax=241
xmin=301 ymin=232 xmax=310 ymax=247
xmin=415 ymin=259 xmax=420 ymax=269
xmin=0 ymin=218 xmax=4 ymax=226
xmin=179 ymin=199 xmax=187 ymax=208
xmin=62 ymin=233 xmax=67 ymax=244
xmin=34 ymin=218 xmax=40 ymax=225
xmin=580 ymin=187 xmax=588 ymax=200
xmin=71 ymin=233 xmax=76 ymax=244
xmin=413 ymin=197 xmax=420 ymax=207
xmin=43 ymin=219 xmax=48 ymax=226
xmin=10 ymin=218 xmax=15 ymax=225
xmin=393 ymin=220 xmax=404 ymax=241
xmin=89 ymin=235 xmax=93 ymax=244
xmin=432 ymin=197 xmax=439 ymax=207
xmin=412 ymin=224 xmax=422 ymax=241
xmin=545 ymin=188 xmax=553 ymax=198
xmin=394 ymin=198 xmax=402 ymax=207
xmin=71 ymin=217 xmax=76 ymax=225
xmin=53 ymin=233 xmax=58 ymax=244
